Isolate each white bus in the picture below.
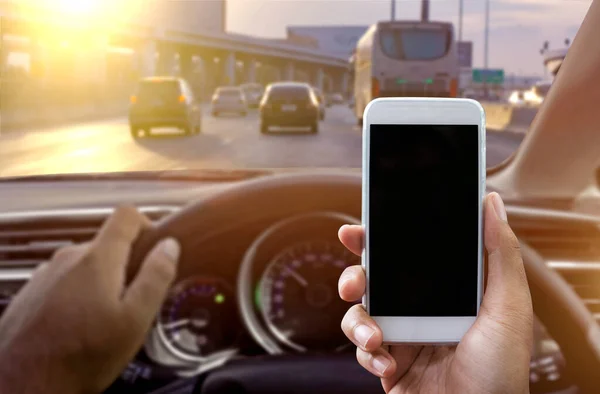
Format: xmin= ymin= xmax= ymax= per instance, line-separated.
xmin=353 ymin=21 xmax=459 ymax=123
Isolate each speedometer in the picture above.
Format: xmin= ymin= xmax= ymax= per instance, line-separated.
xmin=158 ymin=277 xmax=239 ymax=361
xmin=258 ymin=240 xmax=359 ymax=352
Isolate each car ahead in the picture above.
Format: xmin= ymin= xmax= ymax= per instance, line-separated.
xmin=508 ymin=90 xmax=527 ymax=106
xmin=211 ymin=86 xmax=248 ymax=117
xmin=240 ymin=83 xmax=264 ymax=108
xmin=524 ymin=80 xmax=552 ymax=106
xmin=128 ymin=77 xmax=202 ymax=138
xmin=328 ymin=92 xmax=345 ymax=105
xmin=311 ymin=87 xmax=326 ymax=121
xmin=259 ymin=82 xmax=320 ymax=134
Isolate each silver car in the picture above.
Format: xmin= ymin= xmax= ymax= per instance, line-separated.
xmin=211 ymin=87 xmax=248 ymax=117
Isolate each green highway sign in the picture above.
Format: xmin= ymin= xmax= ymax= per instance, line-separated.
xmin=472 ymin=69 xmax=504 ymax=84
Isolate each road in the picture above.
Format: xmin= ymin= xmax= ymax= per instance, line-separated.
xmin=0 ymin=106 xmax=523 ymax=178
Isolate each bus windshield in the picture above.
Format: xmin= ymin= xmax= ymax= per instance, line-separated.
xmin=380 ymin=27 xmax=450 ymax=61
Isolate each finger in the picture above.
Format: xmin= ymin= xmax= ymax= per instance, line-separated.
xmin=341 ymin=304 xmax=382 ymax=352
xmin=95 ymin=205 xmax=152 ymax=248
xmin=480 ymin=193 xmax=533 ymax=335
xmin=122 ymin=238 xmax=180 ymax=331
xmin=92 ymin=206 xmax=152 ymax=275
xmin=338 ymin=225 xmax=364 ymax=256
xmin=356 ymin=347 xmax=396 ymax=378
xmin=339 ymin=265 xmax=365 ymax=302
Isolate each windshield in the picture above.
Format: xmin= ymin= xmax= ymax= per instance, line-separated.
xmin=267 ymin=86 xmax=311 ymax=101
xmin=0 ymin=1 xmax=586 ymax=177
xmin=217 ymin=89 xmax=242 ymax=97
xmin=380 ymin=27 xmax=450 ymax=61
xmin=137 ymin=80 xmax=181 ymax=100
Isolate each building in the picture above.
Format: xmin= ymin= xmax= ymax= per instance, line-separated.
xmin=137 ymin=0 xmax=226 ymax=34
xmin=286 ymin=26 xmax=369 ymax=57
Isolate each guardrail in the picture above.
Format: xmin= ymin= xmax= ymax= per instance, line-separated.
xmin=481 ymin=102 xmax=539 ymax=134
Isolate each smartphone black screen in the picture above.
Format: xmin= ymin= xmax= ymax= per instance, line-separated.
xmin=368 ymin=124 xmax=479 ymax=317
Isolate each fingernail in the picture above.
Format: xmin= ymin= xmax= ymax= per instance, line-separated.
xmin=339 ymin=271 xmax=351 ymax=289
xmin=161 ymin=238 xmax=181 ymax=261
xmin=491 ymin=193 xmax=507 ymax=222
xmin=372 ymin=356 xmax=391 ymax=375
xmin=354 ymin=325 xmax=375 ymax=347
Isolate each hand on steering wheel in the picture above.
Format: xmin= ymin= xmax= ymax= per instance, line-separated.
xmin=0 ymin=206 xmax=181 ymax=394
xmin=338 ymin=192 xmax=533 ymax=393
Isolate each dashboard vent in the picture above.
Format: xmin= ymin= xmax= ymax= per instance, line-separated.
xmin=0 ymin=206 xmax=178 ymax=315
xmin=513 ymin=213 xmax=600 ymax=324
xmin=0 ymin=206 xmax=178 ymax=270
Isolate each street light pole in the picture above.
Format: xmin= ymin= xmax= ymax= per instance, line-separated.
xmin=421 ymin=0 xmax=430 ymax=21
xmin=458 ymin=0 xmax=463 ymax=42
xmin=391 ymin=0 xmax=395 ymax=21
xmin=483 ymin=0 xmax=490 ymax=98
xmin=484 ymin=0 xmax=489 ymax=69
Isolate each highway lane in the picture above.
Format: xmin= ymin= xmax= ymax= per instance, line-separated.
xmin=0 ymin=106 xmax=523 ymax=178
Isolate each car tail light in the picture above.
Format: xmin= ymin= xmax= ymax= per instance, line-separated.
xmin=371 ymin=78 xmax=380 ymax=98
xmin=178 ymin=95 xmax=186 ymax=103
xmin=130 ymin=95 xmax=137 ymax=104
xmin=450 ymin=79 xmax=458 ymax=98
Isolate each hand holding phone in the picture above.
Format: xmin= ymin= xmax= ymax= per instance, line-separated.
xmin=338 ymin=192 xmax=533 ymax=394
xmin=362 ymin=98 xmax=485 ymax=343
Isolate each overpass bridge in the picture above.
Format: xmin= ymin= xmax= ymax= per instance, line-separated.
xmin=0 ymin=1 xmax=351 ymax=94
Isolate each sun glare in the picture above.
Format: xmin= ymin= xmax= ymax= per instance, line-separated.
xmin=58 ymin=0 xmax=97 ymax=15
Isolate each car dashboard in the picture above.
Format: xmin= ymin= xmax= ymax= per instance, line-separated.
xmin=0 ymin=172 xmax=596 ymax=394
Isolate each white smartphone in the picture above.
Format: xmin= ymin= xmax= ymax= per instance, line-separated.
xmin=362 ymin=98 xmax=485 ymax=344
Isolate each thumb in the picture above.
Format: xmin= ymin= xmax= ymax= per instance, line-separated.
xmin=480 ymin=193 xmax=533 ymax=340
xmin=123 ymin=238 xmax=180 ymax=330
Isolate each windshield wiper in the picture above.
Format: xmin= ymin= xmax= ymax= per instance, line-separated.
xmin=0 ymin=169 xmax=271 ymax=183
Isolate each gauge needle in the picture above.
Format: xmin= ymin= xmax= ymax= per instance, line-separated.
xmin=283 ymin=266 xmax=308 ymax=287
xmin=162 ymin=319 xmax=190 ymax=330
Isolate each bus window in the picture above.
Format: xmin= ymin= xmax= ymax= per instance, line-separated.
xmin=380 ymin=28 xmax=450 ymax=61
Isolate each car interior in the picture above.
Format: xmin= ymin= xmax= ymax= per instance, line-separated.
xmin=2 ymin=3 xmax=600 ymax=394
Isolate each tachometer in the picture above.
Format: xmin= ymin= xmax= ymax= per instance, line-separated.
xmin=158 ymin=277 xmax=239 ymax=361
xmin=258 ymin=240 xmax=359 ymax=352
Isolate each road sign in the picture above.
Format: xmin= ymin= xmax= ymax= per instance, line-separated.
xmin=472 ymin=69 xmax=504 ymax=84
xmin=458 ymin=42 xmax=473 ymax=68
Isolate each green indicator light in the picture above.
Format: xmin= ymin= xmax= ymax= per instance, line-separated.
xmin=215 ymin=293 xmax=225 ymax=304
xmin=396 ymin=79 xmax=407 ymax=85
xmin=424 ymin=78 xmax=433 ymax=84
xmin=254 ymin=283 xmax=262 ymax=311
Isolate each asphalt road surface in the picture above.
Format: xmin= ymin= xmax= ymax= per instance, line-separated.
xmin=0 ymin=106 xmax=524 ymax=178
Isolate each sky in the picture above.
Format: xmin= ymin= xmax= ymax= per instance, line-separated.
xmin=227 ymin=0 xmax=592 ymax=76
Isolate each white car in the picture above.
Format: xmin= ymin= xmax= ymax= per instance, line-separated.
xmin=211 ymin=87 xmax=248 ymax=117
xmin=508 ymin=90 xmax=526 ymax=106
xmin=523 ymin=81 xmax=552 ymax=106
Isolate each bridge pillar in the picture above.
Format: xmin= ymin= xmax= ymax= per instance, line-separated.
xmin=29 ymin=40 xmax=54 ymax=86
xmin=72 ymin=34 xmax=108 ymax=86
xmin=157 ymin=44 xmax=177 ymax=76
xmin=137 ymin=40 xmax=157 ymax=77
xmin=274 ymin=66 xmax=282 ymax=82
xmin=284 ymin=62 xmax=295 ymax=81
xmin=323 ymin=74 xmax=333 ymax=93
xmin=224 ymin=52 xmax=236 ymax=85
xmin=246 ymin=58 xmax=257 ymax=83
xmin=341 ymin=71 xmax=350 ymax=96
xmin=315 ymin=67 xmax=324 ymax=90
xmin=179 ymin=52 xmax=193 ymax=80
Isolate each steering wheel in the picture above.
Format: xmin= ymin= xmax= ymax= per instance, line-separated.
xmin=128 ymin=173 xmax=600 ymax=394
